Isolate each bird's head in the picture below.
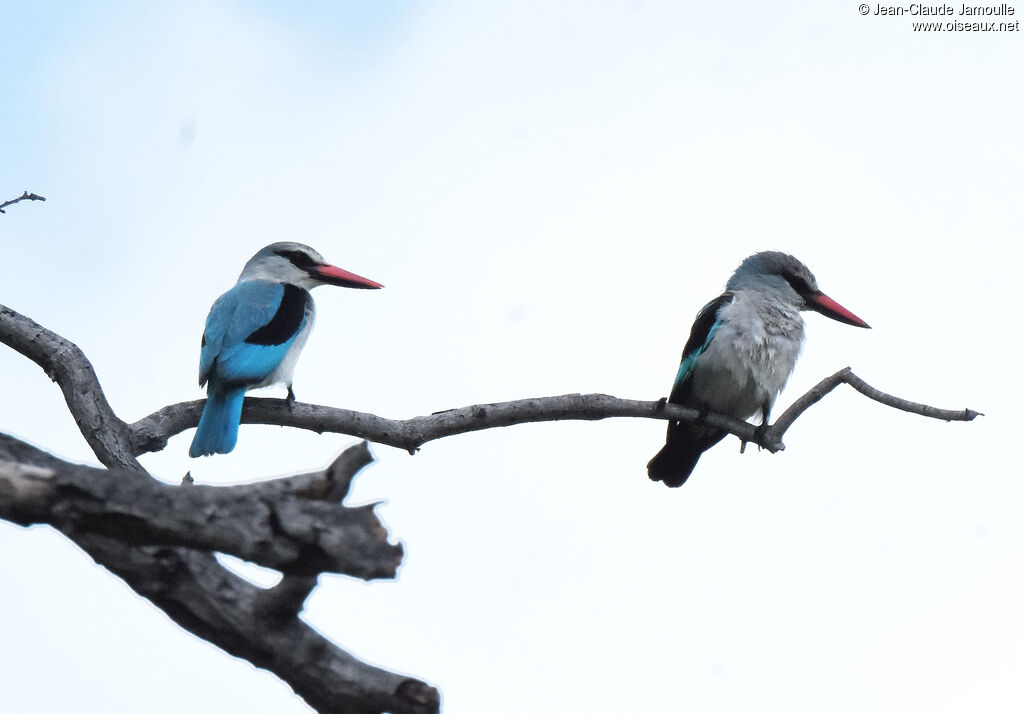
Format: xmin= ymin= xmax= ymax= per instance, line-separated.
xmin=727 ymin=251 xmax=870 ymax=328
xmin=238 ymin=242 xmax=383 ymax=291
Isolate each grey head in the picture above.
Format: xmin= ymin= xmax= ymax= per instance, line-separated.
xmin=726 ymin=251 xmax=870 ymax=328
xmin=237 ymin=241 xmax=383 ymax=291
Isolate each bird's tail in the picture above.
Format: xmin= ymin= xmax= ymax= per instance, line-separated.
xmin=647 ymin=424 xmax=726 ymax=488
xmin=189 ymin=384 xmax=246 ymax=457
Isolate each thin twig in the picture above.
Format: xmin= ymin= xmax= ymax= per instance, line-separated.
xmin=0 ymin=191 xmax=46 ymax=214
xmin=765 ymin=367 xmax=981 ymax=445
xmin=843 ymin=369 xmax=982 ymax=421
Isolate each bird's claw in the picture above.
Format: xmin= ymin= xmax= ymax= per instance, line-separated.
xmin=752 ymin=423 xmax=769 ymax=451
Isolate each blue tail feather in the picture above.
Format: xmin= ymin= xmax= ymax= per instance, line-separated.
xmin=189 ymin=384 xmax=246 ymax=457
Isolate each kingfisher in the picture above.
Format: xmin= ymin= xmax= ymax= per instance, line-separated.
xmin=189 ymin=242 xmax=382 ymax=457
xmin=647 ymin=251 xmax=870 ymax=487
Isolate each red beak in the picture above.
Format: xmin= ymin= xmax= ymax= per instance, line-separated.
xmin=311 ymin=264 xmax=384 ymax=289
xmin=807 ymin=292 xmax=870 ymax=328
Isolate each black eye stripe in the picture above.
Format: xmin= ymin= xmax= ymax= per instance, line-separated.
xmin=274 ymin=249 xmax=318 ymax=270
xmin=783 ymin=274 xmax=812 ymax=295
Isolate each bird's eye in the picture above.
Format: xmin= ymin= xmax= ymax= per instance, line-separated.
xmin=274 ymin=249 xmax=318 ymax=270
xmin=783 ymin=274 xmax=811 ymax=296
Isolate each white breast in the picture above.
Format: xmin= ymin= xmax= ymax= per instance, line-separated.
xmin=690 ymin=291 xmax=805 ymax=420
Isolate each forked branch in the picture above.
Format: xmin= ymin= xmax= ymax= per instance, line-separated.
xmin=0 ymin=303 xmax=440 ymax=714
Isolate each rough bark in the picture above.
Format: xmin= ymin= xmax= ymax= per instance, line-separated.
xmin=0 ymin=437 xmax=401 ymax=578
xmin=0 ymin=304 xmax=440 ymax=714
xmin=0 ymin=433 xmax=439 ymax=714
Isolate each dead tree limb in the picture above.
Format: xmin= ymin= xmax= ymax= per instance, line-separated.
xmin=0 ymin=303 xmax=440 ymax=714
xmin=0 ymin=301 xmax=979 ymax=714
xmin=130 ymin=393 xmax=769 ymax=454
xmin=129 ymin=378 xmax=980 ymax=458
xmin=0 ymin=305 xmax=143 ymax=471
xmin=0 ymin=433 xmax=439 ymax=714
xmin=766 ymin=367 xmax=981 ymax=443
xmin=0 ymin=437 xmax=401 ymax=578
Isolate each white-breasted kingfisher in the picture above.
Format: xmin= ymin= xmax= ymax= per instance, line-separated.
xmin=648 ymin=251 xmax=870 ymax=487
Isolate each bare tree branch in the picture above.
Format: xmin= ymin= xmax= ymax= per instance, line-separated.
xmin=130 ymin=393 xmax=770 ymax=454
xmin=0 ymin=190 xmax=46 ymax=213
xmin=0 ymin=301 xmax=979 ymax=714
xmin=2 ymin=303 xmax=976 ymax=462
xmin=0 ymin=305 xmax=143 ymax=472
xmin=75 ymin=533 xmax=439 ymax=714
xmin=0 ymin=433 xmax=439 ymax=714
xmin=129 ymin=379 xmax=979 ymax=459
xmin=0 ymin=303 xmax=440 ymax=713
xmin=0 ymin=436 xmax=401 ymax=578
xmin=765 ymin=367 xmax=982 ymax=446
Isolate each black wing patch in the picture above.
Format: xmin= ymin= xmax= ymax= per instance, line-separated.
xmin=668 ymin=292 xmax=734 ymax=404
xmin=245 ymin=283 xmax=312 ymax=346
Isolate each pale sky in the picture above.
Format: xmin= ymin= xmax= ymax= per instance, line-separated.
xmin=1 ymin=2 xmax=1021 ymax=713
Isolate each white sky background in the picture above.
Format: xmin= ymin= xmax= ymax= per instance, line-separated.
xmin=1 ymin=1 xmax=1020 ymax=712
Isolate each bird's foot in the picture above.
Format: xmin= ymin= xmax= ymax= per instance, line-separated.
xmin=740 ymin=425 xmax=770 ymax=455
xmin=286 ymin=386 xmax=296 ymax=408
xmin=752 ymin=423 xmax=769 ymax=451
